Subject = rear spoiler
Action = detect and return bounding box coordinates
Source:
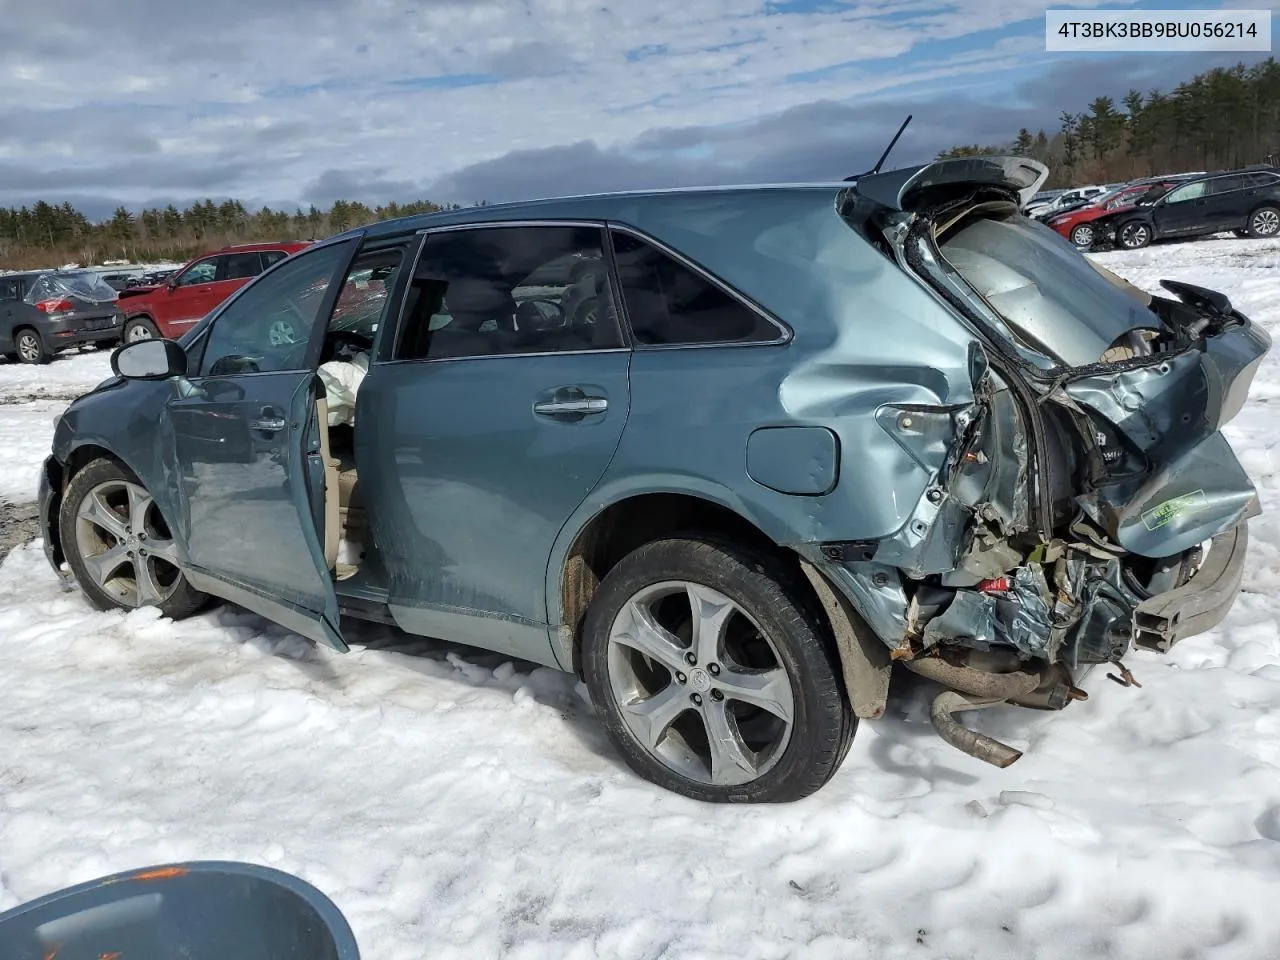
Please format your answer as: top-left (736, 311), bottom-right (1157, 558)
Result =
top-left (850, 156), bottom-right (1049, 211)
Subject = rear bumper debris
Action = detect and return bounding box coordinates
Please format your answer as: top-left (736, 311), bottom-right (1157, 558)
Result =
top-left (1132, 522), bottom-right (1249, 652)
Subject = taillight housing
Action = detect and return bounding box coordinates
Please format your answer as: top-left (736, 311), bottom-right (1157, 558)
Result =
top-left (34, 298), bottom-right (74, 314)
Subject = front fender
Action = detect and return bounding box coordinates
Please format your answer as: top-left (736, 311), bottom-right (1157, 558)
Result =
top-left (54, 379), bottom-right (185, 549)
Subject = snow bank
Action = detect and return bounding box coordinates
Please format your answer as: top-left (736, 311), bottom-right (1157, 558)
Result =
top-left (0, 238), bottom-right (1278, 960)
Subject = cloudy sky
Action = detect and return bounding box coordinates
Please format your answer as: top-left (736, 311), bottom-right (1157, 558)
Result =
top-left (0, 0), bottom-right (1274, 218)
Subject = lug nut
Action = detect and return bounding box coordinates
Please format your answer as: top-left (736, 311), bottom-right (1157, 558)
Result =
top-left (676, 672), bottom-right (687, 684)
top-left (708, 663), bottom-right (720, 676)
top-left (690, 693), bottom-right (703, 706)
top-left (685, 652), bottom-right (697, 666)
top-left (711, 690), bottom-right (724, 702)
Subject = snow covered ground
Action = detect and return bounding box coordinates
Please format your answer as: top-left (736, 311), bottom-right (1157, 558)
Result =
top-left (2, 238), bottom-right (1280, 960)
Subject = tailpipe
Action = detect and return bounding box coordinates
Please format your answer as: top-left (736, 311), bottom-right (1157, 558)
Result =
top-left (929, 691), bottom-right (1023, 768)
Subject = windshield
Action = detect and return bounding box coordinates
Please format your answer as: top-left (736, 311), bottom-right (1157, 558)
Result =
top-left (25, 271), bottom-right (119, 304)
top-left (939, 213), bottom-right (1164, 367)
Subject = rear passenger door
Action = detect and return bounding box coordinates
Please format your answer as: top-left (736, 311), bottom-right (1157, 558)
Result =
top-left (1201, 174), bottom-right (1252, 232)
top-left (360, 223), bottom-right (630, 663)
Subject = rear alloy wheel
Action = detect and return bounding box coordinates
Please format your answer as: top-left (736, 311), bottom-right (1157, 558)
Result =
top-left (581, 536), bottom-right (854, 802)
top-left (1069, 223), bottom-right (1096, 248)
top-left (59, 458), bottom-right (208, 619)
top-left (1246, 206), bottom-right (1280, 238)
top-left (1117, 221), bottom-right (1152, 249)
top-left (14, 328), bottom-right (50, 364)
top-left (123, 317), bottom-right (160, 342)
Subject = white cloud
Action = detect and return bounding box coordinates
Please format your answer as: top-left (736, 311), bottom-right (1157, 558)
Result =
top-left (0, 0), bottom-right (1197, 209)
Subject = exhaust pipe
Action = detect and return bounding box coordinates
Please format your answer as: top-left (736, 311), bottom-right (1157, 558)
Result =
top-left (901, 656), bottom-right (1036, 767)
top-left (929, 691), bottom-right (1023, 768)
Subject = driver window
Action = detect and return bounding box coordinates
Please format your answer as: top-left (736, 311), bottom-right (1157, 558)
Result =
top-left (175, 258), bottom-right (218, 286)
top-left (393, 225), bottom-right (622, 361)
top-left (199, 240), bottom-right (355, 377)
top-left (1166, 182), bottom-right (1207, 204)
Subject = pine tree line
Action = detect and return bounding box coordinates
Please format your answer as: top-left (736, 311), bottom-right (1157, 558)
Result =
top-left (936, 58), bottom-right (1280, 187)
top-left (0, 197), bottom-right (459, 270)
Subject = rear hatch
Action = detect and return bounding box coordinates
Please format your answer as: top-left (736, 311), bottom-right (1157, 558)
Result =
top-left (27, 272), bottom-right (122, 329)
top-left (851, 157), bottom-right (1269, 559)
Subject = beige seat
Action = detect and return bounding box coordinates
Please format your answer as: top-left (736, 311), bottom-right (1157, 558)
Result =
top-left (315, 397), bottom-right (341, 570)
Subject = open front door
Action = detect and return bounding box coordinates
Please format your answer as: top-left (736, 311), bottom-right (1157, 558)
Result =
top-left (166, 238), bottom-right (359, 650)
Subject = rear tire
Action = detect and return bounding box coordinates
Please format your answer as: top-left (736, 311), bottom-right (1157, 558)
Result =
top-left (581, 535), bottom-right (855, 802)
top-left (59, 458), bottom-right (209, 619)
top-left (1245, 206), bottom-right (1280, 238)
top-left (123, 317), bottom-right (160, 342)
top-left (14, 328), bottom-right (50, 364)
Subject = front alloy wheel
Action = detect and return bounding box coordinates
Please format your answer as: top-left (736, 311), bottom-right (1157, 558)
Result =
top-left (1118, 221), bottom-right (1152, 249)
top-left (582, 536), bottom-right (854, 802)
top-left (59, 458), bottom-right (208, 618)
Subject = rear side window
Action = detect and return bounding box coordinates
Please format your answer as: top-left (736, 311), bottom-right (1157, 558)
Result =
top-left (24, 275), bottom-right (60, 303)
top-left (222, 252), bottom-right (263, 280)
top-left (1244, 172), bottom-right (1280, 188)
top-left (609, 231), bottom-right (782, 346)
top-left (0, 278), bottom-right (21, 301)
top-left (1207, 175), bottom-right (1247, 195)
top-left (263, 250), bottom-right (289, 267)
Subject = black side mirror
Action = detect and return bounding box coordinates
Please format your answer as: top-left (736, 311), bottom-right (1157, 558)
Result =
top-left (111, 338), bottom-right (188, 380)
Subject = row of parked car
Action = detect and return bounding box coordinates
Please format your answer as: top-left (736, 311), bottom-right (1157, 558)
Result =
top-left (0, 242), bottom-right (308, 363)
top-left (1023, 164), bottom-right (1280, 250)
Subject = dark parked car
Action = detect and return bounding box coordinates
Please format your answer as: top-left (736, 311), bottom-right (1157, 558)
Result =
top-left (1043, 174), bottom-right (1202, 248)
top-left (0, 270), bottom-right (124, 363)
top-left (1093, 168), bottom-right (1280, 248)
top-left (99, 272), bottom-right (138, 292)
top-left (127, 269), bottom-right (176, 288)
top-left (37, 157), bottom-right (1268, 801)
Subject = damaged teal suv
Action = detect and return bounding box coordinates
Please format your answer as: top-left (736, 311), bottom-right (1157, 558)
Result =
top-left (38, 157), bottom-right (1268, 801)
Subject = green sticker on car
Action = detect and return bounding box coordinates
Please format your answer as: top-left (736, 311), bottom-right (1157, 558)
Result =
top-left (1141, 490), bottom-right (1209, 531)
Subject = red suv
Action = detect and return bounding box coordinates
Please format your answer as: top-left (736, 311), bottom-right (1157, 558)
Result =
top-left (117, 241), bottom-right (310, 341)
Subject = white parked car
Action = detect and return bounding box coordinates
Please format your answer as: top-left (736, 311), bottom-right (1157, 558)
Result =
top-left (1028, 184), bottom-right (1118, 220)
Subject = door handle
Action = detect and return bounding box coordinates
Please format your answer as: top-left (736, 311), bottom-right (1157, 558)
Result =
top-left (533, 397), bottom-right (608, 415)
top-left (250, 417), bottom-right (287, 431)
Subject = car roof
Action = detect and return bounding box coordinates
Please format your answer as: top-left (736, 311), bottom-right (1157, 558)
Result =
top-left (353, 182), bottom-right (854, 242)
top-left (205, 241), bottom-right (310, 255)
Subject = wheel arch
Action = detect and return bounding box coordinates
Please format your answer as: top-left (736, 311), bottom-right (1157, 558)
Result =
top-left (48, 442), bottom-right (165, 568)
top-left (1246, 201), bottom-right (1280, 230)
top-left (550, 489), bottom-right (787, 673)
top-left (548, 486), bottom-right (888, 713)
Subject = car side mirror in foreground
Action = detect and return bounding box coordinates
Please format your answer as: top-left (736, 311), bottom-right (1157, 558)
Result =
top-left (0, 861), bottom-right (361, 960)
top-left (112, 338), bottom-right (188, 380)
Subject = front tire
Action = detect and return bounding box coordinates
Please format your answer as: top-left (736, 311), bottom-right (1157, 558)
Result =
top-left (1117, 220), bottom-right (1153, 249)
top-left (59, 458), bottom-right (209, 619)
top-left (581, 536), bottom-right (854, 802)
top-left (123, 317), bottom-right (160, 342)
top-left (1246, 206), bottom-right (1280, 238)
top-left (14, 328), bottom-right (50, 364)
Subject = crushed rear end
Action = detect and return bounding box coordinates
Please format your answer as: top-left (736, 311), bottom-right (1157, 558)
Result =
top-left (836, 157), bottom-right (1269, 764)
